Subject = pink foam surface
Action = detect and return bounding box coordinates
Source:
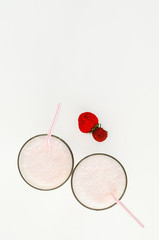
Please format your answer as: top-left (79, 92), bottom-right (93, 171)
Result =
top-left (19, 135), bottom-right (73, 189)
top-left (72, 154), bottom-right (127, 209)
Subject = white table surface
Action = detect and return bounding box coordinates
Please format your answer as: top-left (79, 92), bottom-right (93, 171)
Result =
top-left (0, 1), bottom-right (159, 239)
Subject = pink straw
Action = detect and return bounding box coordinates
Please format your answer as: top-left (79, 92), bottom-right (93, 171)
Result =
top-left (47, 103), bottom-right (61, 149)
top-left (111, 193), bottom-right (144, 228)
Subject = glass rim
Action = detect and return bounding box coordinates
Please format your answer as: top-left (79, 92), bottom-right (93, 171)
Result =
top-left (17, 134), bottom-right (74, 191)
top-left (71, 153), bottom-right (128, 211)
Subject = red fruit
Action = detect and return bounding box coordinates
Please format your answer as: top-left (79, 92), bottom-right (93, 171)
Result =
top-left (78, 112), bottom-right (98, 133)
top-left (92, 127), bottom-right (108, 142)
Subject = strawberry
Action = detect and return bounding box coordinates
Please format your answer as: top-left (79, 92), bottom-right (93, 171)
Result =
top-left (92, 127), bottom-right (108, 142)
top-left (78, 112), bottom-right (98, 133)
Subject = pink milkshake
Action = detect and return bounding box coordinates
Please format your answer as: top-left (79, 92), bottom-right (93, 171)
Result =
top-left (18, 134), bottom-right (74, 190)
top-left (71, 153), bottom-right (127, 210)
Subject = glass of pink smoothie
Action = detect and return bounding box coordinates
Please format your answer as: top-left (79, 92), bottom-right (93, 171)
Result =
top-left (71, 153), bottom-right (127, 210)
top-left (18, 134), bottom-right (74, 190)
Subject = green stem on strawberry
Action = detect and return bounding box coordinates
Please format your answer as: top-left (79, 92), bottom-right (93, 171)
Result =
top-left (91, 124), bottom-right (99, 132)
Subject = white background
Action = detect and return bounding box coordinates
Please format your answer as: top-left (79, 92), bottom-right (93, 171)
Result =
top-left (0, 0), bottom-right (159, 239)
